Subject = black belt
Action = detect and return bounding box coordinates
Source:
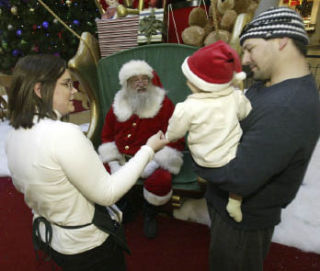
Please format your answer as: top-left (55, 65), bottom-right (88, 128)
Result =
top-left (32, 204), bottom-right (130, 259)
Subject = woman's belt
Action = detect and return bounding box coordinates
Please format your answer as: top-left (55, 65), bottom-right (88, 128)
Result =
top-left (32, 204), bottom-right (130, 258)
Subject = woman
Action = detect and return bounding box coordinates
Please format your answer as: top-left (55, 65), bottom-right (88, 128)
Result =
top-left (5, 54), bottom-right (168, 271)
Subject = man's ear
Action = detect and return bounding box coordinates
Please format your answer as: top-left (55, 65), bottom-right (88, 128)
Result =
top-left (278, 37), bottom-right (289, 50)
top-left (33, 82), bottom-right (42, 98)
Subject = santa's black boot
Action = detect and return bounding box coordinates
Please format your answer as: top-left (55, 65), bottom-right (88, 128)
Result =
top-left (143, 201), bottom-right (158, 239)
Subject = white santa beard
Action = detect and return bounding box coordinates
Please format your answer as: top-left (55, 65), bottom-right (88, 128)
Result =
top-left (126, 84), bottom-right (157, 113)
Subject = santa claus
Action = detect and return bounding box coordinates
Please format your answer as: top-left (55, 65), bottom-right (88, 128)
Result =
top-left (98, 60), bottom-right (184, 238)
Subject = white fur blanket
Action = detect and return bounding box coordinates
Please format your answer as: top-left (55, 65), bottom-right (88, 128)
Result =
top-left (174, 139), bottom-right (320, 254)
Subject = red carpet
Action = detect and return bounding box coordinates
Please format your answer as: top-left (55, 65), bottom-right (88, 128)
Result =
top-left (0, 177), bottom-right (319, 271)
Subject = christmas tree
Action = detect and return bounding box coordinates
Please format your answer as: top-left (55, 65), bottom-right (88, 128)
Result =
top-left (0, 0), bottom-right (100, 74)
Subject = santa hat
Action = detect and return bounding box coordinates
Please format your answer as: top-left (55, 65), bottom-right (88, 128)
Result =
top-left (119, 60), bottom-right (155, 88)
top-left (151, 70), bottom-right (163, 88)
top-left (181, 40), bottom-right (246, 92)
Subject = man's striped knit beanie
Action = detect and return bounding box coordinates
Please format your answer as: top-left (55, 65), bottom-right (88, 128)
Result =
top-left (239, 7), bottom-right (309, 46)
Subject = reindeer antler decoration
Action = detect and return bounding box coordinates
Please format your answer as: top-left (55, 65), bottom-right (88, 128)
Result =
top-left (211, 0), bottom-right (220, 41)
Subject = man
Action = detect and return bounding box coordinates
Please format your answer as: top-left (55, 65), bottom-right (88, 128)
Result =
top-left (98, 60), bottom-right (184, 239)
top-left (194, 7), bottom-right (320, 271)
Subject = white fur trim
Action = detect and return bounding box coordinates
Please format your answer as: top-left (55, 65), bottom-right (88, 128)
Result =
top-left (119, 60), bottom-right (153, 87)
top-left (113, 86), bottom-right (166, 121)
top-left (173, 198), bottom-right (211, 226)
top-left (182, 58), bottom-right (232, 92)
top-left (154, 146), bottom-right (183, 175)
top-left (143, 187), bottom-right (173, 206)
top-left (98, 142), bottom-right (123, 163)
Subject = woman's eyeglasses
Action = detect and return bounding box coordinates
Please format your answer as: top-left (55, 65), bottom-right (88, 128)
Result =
top-left (61, 80), bottom-right (74, 91)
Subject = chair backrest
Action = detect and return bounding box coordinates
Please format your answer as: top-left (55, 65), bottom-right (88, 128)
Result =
top-left (95, 43), bottom-right (197, 148)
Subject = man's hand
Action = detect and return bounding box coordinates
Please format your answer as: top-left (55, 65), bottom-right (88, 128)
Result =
top-left (146, 130), bottom-right (168, 152)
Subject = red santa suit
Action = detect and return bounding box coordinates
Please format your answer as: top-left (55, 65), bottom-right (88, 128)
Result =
top-left (98, 60), bottom-right (184, 206)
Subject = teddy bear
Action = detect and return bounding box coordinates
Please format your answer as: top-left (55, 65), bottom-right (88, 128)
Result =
top-left (181, 0), bottom-right (259, 47)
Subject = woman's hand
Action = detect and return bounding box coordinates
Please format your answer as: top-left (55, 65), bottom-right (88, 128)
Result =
top-left (146, 131), bottom-right (168, 152)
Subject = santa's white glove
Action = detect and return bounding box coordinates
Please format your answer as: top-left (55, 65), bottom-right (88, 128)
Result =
top-left (108, 161), bottom-right (122, 174)
top-left (140, 160), bottom-right (159, 179)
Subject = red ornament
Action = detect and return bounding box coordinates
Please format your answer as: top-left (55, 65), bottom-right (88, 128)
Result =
top-left (32, 45), bottom-right (39, 52)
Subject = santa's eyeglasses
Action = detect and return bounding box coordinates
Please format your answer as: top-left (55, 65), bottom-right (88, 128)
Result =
top-left (128, 75), bottom-right (150, 86)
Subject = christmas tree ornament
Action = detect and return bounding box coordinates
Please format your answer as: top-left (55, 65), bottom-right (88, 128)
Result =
top-left (42, 21), bottom-right (49, 29)
top-left (16, 29), bottom-right (22, 37)
top-left (10, 6), bottom-right (18, 15)
top-left (53, 19), bottom-right (58, 24)
top-left (73, 20), bottom-right (80, 26)
top-left (29, 8), bottom-right (35, 12)
top-left (31, 45), bottom-right (39, 52)
top-left (7, 24), bottom-right (13, 31)
top-left (12, 49), bottom-right (20, 56)
top-left (0, 0), bottom-right (10, 9)
top-left (66, 0), bottom-right (72, 7)
top-left (1, 41), bottom-right (8, 49)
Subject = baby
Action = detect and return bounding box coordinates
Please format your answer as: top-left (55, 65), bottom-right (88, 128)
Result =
top-left (166, 40), bottom-right (252, 222)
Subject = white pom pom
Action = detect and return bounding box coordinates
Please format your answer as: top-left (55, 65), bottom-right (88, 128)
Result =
top-left (234, 71), bottom-right (246, 81)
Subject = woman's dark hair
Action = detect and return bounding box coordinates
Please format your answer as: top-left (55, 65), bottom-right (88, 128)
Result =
top-left (8, 54), bottom-right (66, 129)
